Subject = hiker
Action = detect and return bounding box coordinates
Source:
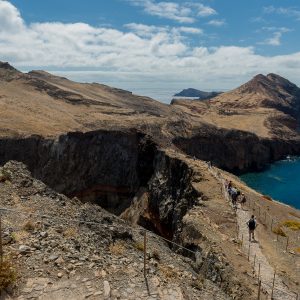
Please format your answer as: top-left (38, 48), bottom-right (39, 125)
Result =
top-left (247, 215), bottom-right (258, 241)
top-left (240, 193), bottom-right (247, 209)
top-left (231, 188), bottom-right (238, 209)
top-left (224, 179), bottom-right (229, 190)
top-left (227, 180), bottom-right (233, 192)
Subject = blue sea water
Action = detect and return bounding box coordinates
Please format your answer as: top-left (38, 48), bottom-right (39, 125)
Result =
top-left (240, 157), bottom-right (300, 209)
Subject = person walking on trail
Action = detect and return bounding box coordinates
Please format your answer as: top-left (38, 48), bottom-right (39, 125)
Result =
top-left (247, 215), bottom-right (258, 242)
top-left (230, 187), bottom-right (238, 208)
top-left (240, 193), bottom-right (247, 210)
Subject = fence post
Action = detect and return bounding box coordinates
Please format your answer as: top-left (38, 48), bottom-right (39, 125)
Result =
top-left (253, 254), bottom-right (256, 270)
top-left (257, 280), bottom-right (261, 300)
top-left (286, 236), bottom-right (289, 251)
top-left (143, 230), bottom-right (147, 278)
top-left (0, 213), bottom-right (3, 265)
top-left (241, 234), bottom-right (244, 248)
top-left (258, 206), bottom-right (261, 216)
top-left (271, 219), bottom-right (274, 231)
top-left (271, 269), bottom-right (276, 299)
top-left (258, 263), bottom-right (261, 280)
top-left (248, 242), bottom-right (251, 261)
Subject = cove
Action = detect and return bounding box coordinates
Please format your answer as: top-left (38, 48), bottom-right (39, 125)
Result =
top-left (240, 157), bottom-right (300, 209)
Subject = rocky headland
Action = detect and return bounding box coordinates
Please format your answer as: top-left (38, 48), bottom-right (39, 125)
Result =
top-left (173, 88), bottom-right (221, 100)
top-left (0, 62), bottom-right (300, 299)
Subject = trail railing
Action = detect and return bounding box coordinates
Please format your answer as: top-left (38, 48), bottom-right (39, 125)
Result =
top-left (207, 166), bottom-right (299, 299)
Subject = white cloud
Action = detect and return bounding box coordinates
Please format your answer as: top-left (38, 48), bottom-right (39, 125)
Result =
top-left (207, 19), bottom-right (226, 27)
top-left (178, 26), bottom-right (203, 34)
top-left (124, 23), bottom-right (203, 37)
top-left (0, 0), bottom-right (24, 32)
top-left (128, 0), bottom-right (216, 23)
top-left (264, 6), bottom-right (300, 21)
top-left (259, 27), bottom-right (291, 46)
top-left (1, 0), bottom-right (300, 92)
top-left (263, 32), bottom-right (282, 46)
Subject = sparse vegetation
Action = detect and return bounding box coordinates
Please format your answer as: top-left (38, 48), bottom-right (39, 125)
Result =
top-left (11, 230), bottom-right (29, 242)
top-left (295, 247), bottom-right (300, 254)
top-left (151, 250), bottom-right (160, 261)
top-left (0, 169), bottom-right (12, 183)
top-left (109, 242), bottom-right (125, 255)
top-left (63, 227), bottom-right (78, 238)
top-left (289, 211), bottom-right (300, 219)
top-left (282, 220), bottom-right (300, 231)
top-left (159, 264), bottom-right (178, 279)
top-left (272, 226), bottom-right (286, 237)
top-left (191, 275), bottom-right (205, 290)
top-left (133, 241), bottom-right (144, 252)
top-left (22, 220), bottom-right (35, 232)
top-left (0, 258), bottom-right (17, 292)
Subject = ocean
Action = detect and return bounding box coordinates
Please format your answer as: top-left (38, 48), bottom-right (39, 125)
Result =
top-left (240, 157), bottom-right (300, 209)
top-left (52, 70), bottom-right (206, 103)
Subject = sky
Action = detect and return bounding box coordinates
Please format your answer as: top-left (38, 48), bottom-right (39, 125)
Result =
top-left (1, 0), bottom-right (300, 102)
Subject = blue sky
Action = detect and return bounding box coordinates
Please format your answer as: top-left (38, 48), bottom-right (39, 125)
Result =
top-left (1, 0), bottom-right (300, 101)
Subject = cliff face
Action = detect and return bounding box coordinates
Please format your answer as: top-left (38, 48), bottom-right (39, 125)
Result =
top-left (0, 130), bottom-right (157, 215)
top-left (1, 62), bottom-right (300, 174)
top-left (134, 152), bottom-right (200, 239)
top-left (173, 125), bottom-right (300, 172)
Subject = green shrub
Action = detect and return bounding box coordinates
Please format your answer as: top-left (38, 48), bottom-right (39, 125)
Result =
top-left (0, 259), bottom-right (17, 292)
top-left (22, 220), bottom-right (35, 232)
top-left (133, 242), bottom-right (144, 252)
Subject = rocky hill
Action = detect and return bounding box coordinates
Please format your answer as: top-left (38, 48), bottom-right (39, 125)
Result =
top-left (0, 62), bottom-right (300, 299)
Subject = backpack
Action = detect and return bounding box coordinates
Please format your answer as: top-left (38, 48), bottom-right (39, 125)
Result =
top-left (248, 219), bottom-right (256, 230)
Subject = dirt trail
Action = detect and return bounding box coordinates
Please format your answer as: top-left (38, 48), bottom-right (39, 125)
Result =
top-left (237, 209), bottom-right (295, 300)
top-left (208, 167), bottom-right (297, 300)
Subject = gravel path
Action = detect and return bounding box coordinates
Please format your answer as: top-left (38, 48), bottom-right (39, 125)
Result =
top-left (208, 166), bottom-right (297, 300)
top-left (236, 208), bottom-right (295, 300)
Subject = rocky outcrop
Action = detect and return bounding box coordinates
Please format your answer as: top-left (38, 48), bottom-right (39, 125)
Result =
top-left (173, 88), bottom-right (221, 99)
top-left (134, 152), bottom-right (201, 239)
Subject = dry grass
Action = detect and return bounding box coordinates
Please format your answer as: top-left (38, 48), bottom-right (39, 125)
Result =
top-left (11, 230), bottom-right (29, 242)
top-left (109, 242), bottom-right (126, 256)
top-left (0, 169), bottom-right (11, 182)
top-left (282, 220), bottom-right (300, 231)
top-left (295, 247), bottom-right (300, 254)
top-left (151, 250), bottom-right (160, 261)
top-left (289, 211), bottom-right (300, 219)
top-left (63, 227), bottom-right (78, 238)
top-left (191, 276), bottom-right (205, 290)
top-left (133, 242), bottom-right (144, 252)
top-left (22, 220), bottom-right (35, 232)
top-left (272, 226), bottom-right (287, 237)
top-left (159, 265), bottom-right (178, 279)
top-left (0, 258), bottom-right (17, 292)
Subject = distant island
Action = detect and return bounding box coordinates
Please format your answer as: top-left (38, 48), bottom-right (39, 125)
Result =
top-left (174, 88), bottom-right (221, 100)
